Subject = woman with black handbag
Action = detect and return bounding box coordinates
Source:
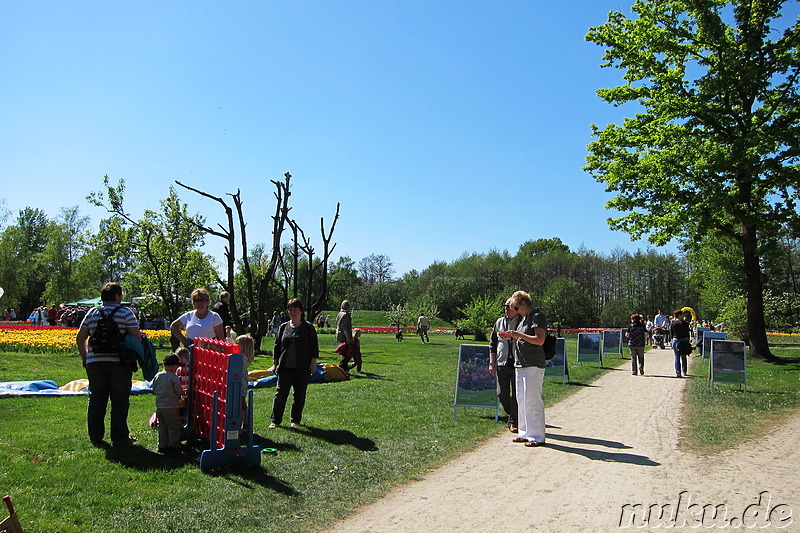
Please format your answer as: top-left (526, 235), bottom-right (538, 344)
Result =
top-left (669, 309), bottom-right (692, 378)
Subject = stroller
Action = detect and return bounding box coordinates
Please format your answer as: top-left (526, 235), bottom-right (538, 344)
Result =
top-left (652, 326), bottom-right (667, 349)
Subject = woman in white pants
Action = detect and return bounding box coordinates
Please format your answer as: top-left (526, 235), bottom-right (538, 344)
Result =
top-left (500, 291), bottom-right (547, 447)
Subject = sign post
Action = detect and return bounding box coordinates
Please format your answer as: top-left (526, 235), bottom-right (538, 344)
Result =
top-left (544, 337), bottom-right (568, 384)
top-left (603, 329), bottom-right (623, 358)
top-left (710, 340), bottom-right (746, 392)
top-left (454, 344), bottom-right (499, 421)
top-left (701, 331), bottom-right (727, 359)
top-left (578, 332), bottom-right (602, 367)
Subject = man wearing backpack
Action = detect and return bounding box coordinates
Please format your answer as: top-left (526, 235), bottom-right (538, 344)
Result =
top-left (76, 282), bottom-right (142, 447)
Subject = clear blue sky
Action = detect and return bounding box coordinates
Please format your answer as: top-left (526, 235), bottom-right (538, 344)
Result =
top-left (1, 0), bottom-right (672, 277)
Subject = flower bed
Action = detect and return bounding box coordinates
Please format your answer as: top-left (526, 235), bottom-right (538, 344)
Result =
top-left (0, 326), bottom-right (172, 353)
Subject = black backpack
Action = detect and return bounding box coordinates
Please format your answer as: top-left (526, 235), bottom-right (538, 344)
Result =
top-left (543, 332), bottom-right (557, 360)
top-left (89, 307), bottom-right (124, 354)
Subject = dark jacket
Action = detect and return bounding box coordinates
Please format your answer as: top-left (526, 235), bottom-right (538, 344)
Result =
top-left (274, 320), bottom-right (319, 376)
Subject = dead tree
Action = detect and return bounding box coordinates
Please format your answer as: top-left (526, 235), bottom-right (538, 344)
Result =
top-left (174, 181), bottom-right (242, 334)
top-left (176, 173), bottom-right (292, 350)
top-left (288, 202), bottom-right (341, 320)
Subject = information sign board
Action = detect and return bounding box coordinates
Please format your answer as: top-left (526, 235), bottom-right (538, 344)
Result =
top-left (577, 332), bottom-right (602, 367)
top-left (710, 340), bottom-right (746, 391)
top-left (602, 329), bottom-right (622, 356)
top-left (453, 344), bottom-right (499, 420)
top-left (544, 337), bottom-right (568, 384)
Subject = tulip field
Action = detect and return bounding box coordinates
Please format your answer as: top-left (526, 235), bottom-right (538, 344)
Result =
top-left (0, 324), bottom-right (173, 353)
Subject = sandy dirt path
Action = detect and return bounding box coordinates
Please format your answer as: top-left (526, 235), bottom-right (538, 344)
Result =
top-left (326, 347), bottom-right (799, 532)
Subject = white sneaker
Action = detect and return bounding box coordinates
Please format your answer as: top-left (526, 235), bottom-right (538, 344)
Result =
top-left (290, 422), bottom-right (297, 428)
top-left (268, 423), bottom-right (278, 429)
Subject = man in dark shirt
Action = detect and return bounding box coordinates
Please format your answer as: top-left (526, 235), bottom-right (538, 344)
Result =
top-left (626, 314), bottom-right (648, 375)
top-left (669, 309), bottom-right (692, 378)
top-left (213, 292), bottom-right (233, 331)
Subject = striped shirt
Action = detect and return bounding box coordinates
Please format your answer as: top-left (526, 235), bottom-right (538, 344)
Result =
top-left (80, 303), bottom-right (139, 364)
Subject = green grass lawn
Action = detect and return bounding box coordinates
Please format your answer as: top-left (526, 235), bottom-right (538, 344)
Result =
top-left (0, 333), bottom-right (609, 533)
top-left (683, 341), bottom-right (800, 454)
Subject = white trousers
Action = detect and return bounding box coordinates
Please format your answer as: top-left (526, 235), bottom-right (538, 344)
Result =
top-left (515, 366), bottom-right (545, 443)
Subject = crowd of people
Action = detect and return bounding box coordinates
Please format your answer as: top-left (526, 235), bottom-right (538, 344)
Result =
top-left (45, 280), bottom-right (728, 453)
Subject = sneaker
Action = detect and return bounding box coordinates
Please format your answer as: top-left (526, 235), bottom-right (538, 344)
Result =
top-left (290, 422), bottom-right (298, 428)
top-left (268, 423), bottom-right (278, 429)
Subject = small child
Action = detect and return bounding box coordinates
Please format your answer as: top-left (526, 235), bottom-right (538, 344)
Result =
top-left (174, 346), bottom-right (191, 397)
top-left (151, 353), bottom-right (184, 453)
top-left (236, 334), bottom-right (255, 431)
top-left (335, 328), bottom-right (364, 372)
top-left (350, 328), bottom-right (363, 372)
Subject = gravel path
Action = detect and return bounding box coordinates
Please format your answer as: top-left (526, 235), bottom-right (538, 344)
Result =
top-left (326, 347), bottom-right (800, 531)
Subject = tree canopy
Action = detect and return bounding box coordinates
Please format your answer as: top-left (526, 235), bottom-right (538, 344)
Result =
top-left (585, 0), bottom-right (800, 358)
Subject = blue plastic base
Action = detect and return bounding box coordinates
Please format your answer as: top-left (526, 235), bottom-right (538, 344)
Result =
top-left (199, 445), bottom-right (261, 472)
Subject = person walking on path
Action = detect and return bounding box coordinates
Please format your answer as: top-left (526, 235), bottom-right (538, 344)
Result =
top-left (75, 282), bottom-right (142, 446)
top-left (489, 298), bottom-right (521, 432)
top-left (626, 314), bottom-right (649, 375)
top-left (670, 309), bottom-right (692, 378)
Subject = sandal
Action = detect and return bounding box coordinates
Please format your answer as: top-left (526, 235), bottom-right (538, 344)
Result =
top-left (512, 437), bottom-right (528, 443)
top-left (524, 441), bottom-right (545, 447)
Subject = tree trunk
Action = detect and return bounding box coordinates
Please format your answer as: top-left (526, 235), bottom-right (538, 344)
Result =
top-left (741, 223), bottom-right (776, 360)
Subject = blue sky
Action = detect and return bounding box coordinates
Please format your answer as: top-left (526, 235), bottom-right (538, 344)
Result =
top-left (2, 0), bottom-right (672, 276)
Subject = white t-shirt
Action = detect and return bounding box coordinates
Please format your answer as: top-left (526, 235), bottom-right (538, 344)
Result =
top-left (178, 310), bottom-right (223, 341)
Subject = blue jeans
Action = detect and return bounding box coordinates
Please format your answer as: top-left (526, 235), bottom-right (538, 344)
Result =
top-left (86, 361), bottom-right (133, 442)
top-left (672, 338), bottom-right (688, 376)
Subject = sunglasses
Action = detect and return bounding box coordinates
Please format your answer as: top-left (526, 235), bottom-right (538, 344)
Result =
top-left (193, 298), bottom-right (209, 303)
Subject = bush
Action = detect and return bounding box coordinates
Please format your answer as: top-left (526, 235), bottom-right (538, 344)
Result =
top-left (457, 295), bottom-right (500, 342)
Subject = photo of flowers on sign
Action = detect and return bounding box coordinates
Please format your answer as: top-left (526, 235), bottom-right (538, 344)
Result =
top-left (454, 344), bottom-right (497, 408)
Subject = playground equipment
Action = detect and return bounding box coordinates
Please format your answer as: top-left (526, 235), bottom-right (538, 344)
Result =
top-left (186, 338), bottom-right (260, 472)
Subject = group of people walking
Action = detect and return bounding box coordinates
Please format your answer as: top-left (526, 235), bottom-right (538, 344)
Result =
top-left (627, 309), bottom-right (698, 378)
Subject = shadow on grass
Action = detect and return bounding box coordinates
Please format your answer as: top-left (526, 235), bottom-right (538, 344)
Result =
top-left (213, 465), bottom-right (299, 495)
top-left (293, 425), bottom-right (378, 451)
top-left (252, 433), bottom-right (301, 453)
top-left (103, 443), bottom-right (196, 470)
top-left (349, 371), bottom-right (392, 381)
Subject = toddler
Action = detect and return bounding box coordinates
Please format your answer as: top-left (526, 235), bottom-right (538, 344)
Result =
top-left (236, 334), bottom-right (255, 431)
top-left (151, 353), bottom-right (184, 453)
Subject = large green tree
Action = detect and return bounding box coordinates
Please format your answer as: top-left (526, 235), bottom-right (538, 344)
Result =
top-left (585, 0), bottom-right (800, 359)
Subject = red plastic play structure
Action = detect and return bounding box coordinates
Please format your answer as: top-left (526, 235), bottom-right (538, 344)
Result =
top-left (186, 338), bottom-right (260, 472)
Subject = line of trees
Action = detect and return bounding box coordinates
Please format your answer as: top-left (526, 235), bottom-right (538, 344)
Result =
top-left (3, 195), bottom-right (800, 342)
